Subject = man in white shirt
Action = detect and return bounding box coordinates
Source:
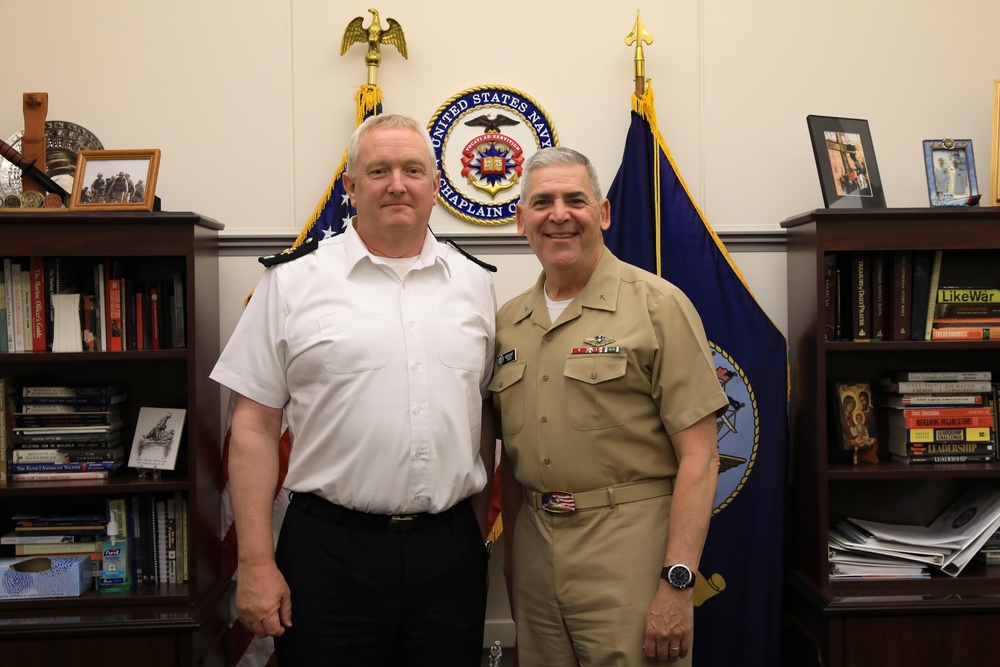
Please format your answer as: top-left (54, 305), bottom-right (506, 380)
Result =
top-left (211, 114), bottom-right (497, 666)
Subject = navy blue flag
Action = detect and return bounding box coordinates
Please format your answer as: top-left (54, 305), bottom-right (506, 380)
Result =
top-left (604, 83), bottom-right (788, 667)
top-left (292, 85), bottom-right (383, 246)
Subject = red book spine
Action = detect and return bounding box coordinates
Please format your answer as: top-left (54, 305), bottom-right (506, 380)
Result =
top-left (108, 279), bottom-right (122, 352)
top-left (29, 256), bottom-right (46, 352)
top-left (134, 293), bottom-right (144, 350)
top-left (896, 406), bottom-right (993, 418)
top-left (931, 327), bottom-right (1000, 340)
top-left (150, 288), bottom-right (160, 350)
top-left (894, 415), bottom-right (995, 428)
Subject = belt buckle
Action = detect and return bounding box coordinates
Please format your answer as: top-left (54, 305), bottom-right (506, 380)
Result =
top-left (541, 491), bottom-right (576, 514)
top-left (389, 515), bottom-right (415, 532)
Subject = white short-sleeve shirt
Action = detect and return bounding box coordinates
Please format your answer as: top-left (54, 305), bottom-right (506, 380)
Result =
top-left (211, 222), bottom-right (497, 514)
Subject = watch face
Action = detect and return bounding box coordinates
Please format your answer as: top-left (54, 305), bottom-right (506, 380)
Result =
top-left (668, 565), bottom-right (693, 588)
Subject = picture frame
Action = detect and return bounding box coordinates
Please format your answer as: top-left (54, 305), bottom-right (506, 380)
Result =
top-left (127, 406), bottom-right (186, 471)
top-left (991, 79), bottom-right (1000, 207)
top-left (807, 115), bottom-right (886, 208)
top-left (922, 138), bottom-right (979, 206)
top-left (833, 381), bottom-right (879, 465)
top-left (69, 149), bottom-right (160, 212)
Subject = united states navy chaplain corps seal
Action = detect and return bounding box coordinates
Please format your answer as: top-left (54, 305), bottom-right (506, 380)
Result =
top-left (212, 113), bottom-right (498, 666)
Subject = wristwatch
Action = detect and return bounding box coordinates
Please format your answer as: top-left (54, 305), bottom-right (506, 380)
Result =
top-left (661, 564), bottom-right (696, 589)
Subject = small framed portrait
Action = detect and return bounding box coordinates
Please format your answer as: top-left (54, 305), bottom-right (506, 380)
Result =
top-left (834, 381), bottom-right (879, 465)
top-left (807, 115), bottom-right (886, 209)
top-left (128, 406), bottom-right (186, 471)
top-left (991, 79), bottom-right (1000, 207)
top-left (923, 139), bottom-right (979, 206)
top-left (69, 148), bottom-right (160, 212)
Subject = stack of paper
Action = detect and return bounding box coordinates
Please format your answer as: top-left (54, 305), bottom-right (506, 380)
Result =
top-left (836, 483), bottom-right (1000, 578)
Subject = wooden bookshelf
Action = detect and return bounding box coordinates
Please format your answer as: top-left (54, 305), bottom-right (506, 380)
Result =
top-left (781, 207), bottom-right (1000, 667)
top-left (0, 211), bottom-right (228, 667)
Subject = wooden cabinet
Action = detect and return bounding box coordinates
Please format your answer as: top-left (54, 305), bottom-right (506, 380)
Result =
top-left (782, 207), bottom-right (1000, 667)
top-left (0, 211), bottom-right (228, 667)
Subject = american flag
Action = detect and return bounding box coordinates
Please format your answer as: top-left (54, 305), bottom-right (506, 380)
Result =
top-left (220, 84), bottom-right (382, 667)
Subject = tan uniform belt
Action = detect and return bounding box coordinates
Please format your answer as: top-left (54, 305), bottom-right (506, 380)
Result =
top-left (527, 478), bottom-right (675, 514)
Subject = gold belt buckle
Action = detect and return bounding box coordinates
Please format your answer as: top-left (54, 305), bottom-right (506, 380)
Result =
top-left (540, 491), bottom-right (576, 513)
top-left (389, 515), bottom-right (415, 532)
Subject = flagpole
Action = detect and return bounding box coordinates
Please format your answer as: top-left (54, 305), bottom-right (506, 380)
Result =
top-left (625, 11), bottom-right (653, 98)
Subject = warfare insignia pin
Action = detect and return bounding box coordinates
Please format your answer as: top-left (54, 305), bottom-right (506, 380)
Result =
top-left (583, 334), bottom-right (616, 346)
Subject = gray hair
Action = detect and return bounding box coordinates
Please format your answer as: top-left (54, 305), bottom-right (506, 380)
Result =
top-left (346, 113), bottom-right (437, 177)
top-left (520, 146), bottom-right (603, 202)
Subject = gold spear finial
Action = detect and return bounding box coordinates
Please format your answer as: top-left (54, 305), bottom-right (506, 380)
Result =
top-left (341, 8), bottom-right (408, 86)
top-left (625, 10), bottom-right (654, 97)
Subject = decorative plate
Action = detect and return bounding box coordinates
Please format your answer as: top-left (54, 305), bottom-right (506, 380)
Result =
top-left (0, 120), bottom-right (103, 197)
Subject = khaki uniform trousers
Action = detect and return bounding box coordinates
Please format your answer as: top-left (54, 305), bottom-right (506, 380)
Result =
top-left (512, 493), bottom-right (692, 666)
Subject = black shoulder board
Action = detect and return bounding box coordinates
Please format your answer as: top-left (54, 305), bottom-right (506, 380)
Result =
top-left (258, 237), bottom-right (319, 267)
top-left (444, 239), bottom-right (497, 273)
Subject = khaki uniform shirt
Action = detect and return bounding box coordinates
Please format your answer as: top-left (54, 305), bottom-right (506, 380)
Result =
top-left (491, 249), bottom-right (727, 494)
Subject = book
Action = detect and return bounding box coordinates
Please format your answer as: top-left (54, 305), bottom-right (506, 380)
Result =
top-left (172, 272), bottom-right (185, 348)
top-left (0, 263), bottom-right (7, 353)
top-left (824, 254), bottom-right (836, 340)
top-left (923, 250), bottom-right (944, 340)
top-left (13, 424), bottom-right (123, 435)
top-left (931, 327), bottom-right (1000, 340)
top-left (11, 446), bottom-right (126, 464)
top-left (887, 426), bottom-right (993, 444)
top-left (935, 301), bottom-right (1000, 319)
top-left (891, 453), bottom-right (996, 465)
top-left (9, 469), bottom-right (114, 481)
top-left (13, 434), bottom-right (123, 448)
top-left (19, 268), bottom-right (29, 351)
top-left (18, 400), bottom-right (124, 413)
top-left (889, 249), bottom-right (913, 341)
top-left (887, 439), bottom-right (995, 456)
top-left (2, 258), bottom-right (15, 351)
top-left (890, 371), bottom-right (991, 382)
top-left (51, 292), bottom-right (83, 352)
top-left (871, 251), bottom-right (887, 340)
top-left (79, 293), bottom-right (97, 351)
top-left (886, 393), bottom-right (985, 407)
top-left (107, 277), bottom-right (123, 351)
top-left (10, 261), bottom-right (25, 352)
top-left (937, 287), bottom-right (1000, 303)
top-left (17, 393), bottom-right (127, 407)
top-left (22, 384), bottom-right (125, 398)
top-left (910, 250), bottom-right (933, 341)
top-left (1, 530), bottom-right (101, 545)
top-left (880, 379), bottom-right (993, 394)
top-left (888, 412), bottom-right (994, 428)
top-left (0, 377), bottom-right (19, 483)
top-left (15, 541), bottom-right (102, 555)
top-left (93, 262), bottom-right (106, 352)
top-left (11, 459), bottom-right (123, 474)
top-left (29, 256), bottom-right (46, 352)
top-left (849, 251), bottom-right (871, 341)
top-left (14, 411), bottom-right (122, 427)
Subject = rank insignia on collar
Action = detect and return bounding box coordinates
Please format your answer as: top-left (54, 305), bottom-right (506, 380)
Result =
top-left (583, 334), bottom-right (616, 346)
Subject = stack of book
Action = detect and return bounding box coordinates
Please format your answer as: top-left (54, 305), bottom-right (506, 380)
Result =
top-left (931, 285), bottom-right (1000, 340)
top-left (1, 511), bottom-right (107, 574)
top-left (831, 483), bottom-right (1000, 578)
top-left (881, 372), bottom-right (996, 464)
top-left (10, 384), bottom-right (126, 481)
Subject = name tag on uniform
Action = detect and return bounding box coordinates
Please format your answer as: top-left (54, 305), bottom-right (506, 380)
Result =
top-left (497, 349), bottom-right (517, 366)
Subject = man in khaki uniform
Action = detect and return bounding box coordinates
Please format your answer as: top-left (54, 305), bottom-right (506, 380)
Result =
top-left (493, 147), bottom-right (727, 666)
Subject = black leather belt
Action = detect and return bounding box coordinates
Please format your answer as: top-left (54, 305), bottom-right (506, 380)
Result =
top-left (289, 491), bottom-right (463, 532)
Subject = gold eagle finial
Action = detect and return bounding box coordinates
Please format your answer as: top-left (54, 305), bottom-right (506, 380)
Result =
top-left (625, 11), bottom-right (654, 97)
top-left (341, 8), bottom-right (408, 85)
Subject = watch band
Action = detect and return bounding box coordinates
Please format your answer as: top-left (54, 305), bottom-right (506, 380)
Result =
top-left (661, 564), bottom-right (696, 589)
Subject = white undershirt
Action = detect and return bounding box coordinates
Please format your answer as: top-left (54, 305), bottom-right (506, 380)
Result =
top-left (544, 284), bottom-right (574, 323)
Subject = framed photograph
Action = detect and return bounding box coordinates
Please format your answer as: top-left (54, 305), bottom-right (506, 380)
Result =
top-left (69, 148), bottom-right (160, 212)
top-left (833, 381), bottom-right (879, 465)
top-left (991, 79), bottom-right (1000, 207)
top-left (127, 406), bottom-right (186, 471)
top-left (923, 139), bottom-right (979, 206)
top-left (807, 115), bottom-right (886, 208)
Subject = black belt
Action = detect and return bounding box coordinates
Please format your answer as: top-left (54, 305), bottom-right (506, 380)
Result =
top-left (289, 491), bottom-right (464, 533)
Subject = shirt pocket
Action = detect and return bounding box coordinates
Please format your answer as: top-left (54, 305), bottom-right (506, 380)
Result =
top-left (434, 304), bottom-right (489, 372)
top-left (489, 360), bottom-right (526, 435)
top-left (563, 354), bottom-right (629, 430)
top-left (318, 309), bottom-right (389, 373)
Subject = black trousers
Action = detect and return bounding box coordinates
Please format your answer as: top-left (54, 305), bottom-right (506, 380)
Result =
top-left (273, 494), bottom-right (488, 667)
